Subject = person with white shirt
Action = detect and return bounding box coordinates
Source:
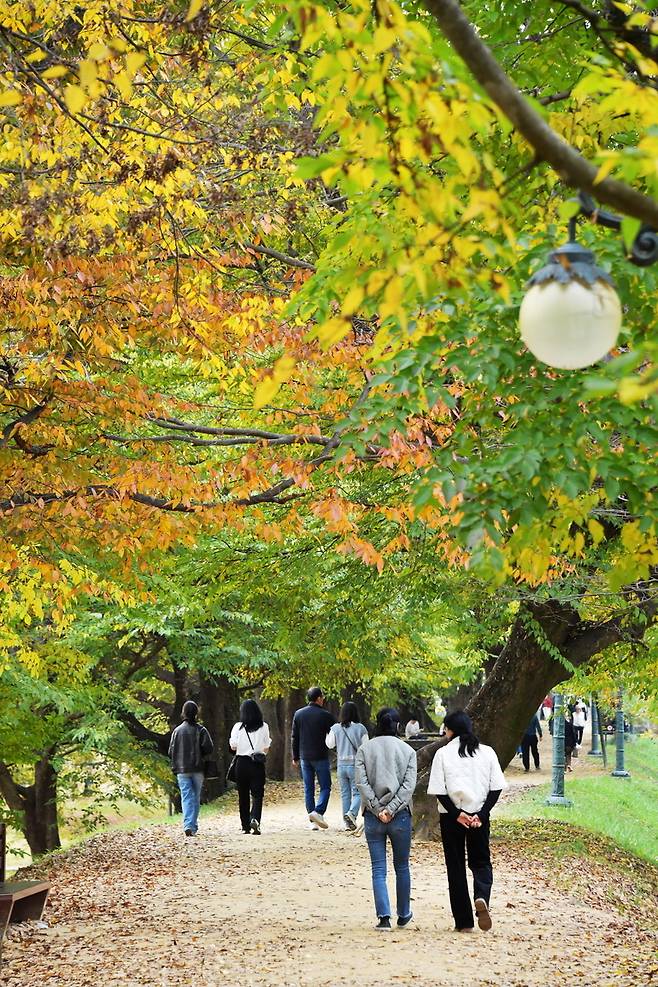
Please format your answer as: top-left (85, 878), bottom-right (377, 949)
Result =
top-left (572, 703), bottom-right (587, 746)
top-left (427, 710), bottom-right (507, 933)
top-left (229, 699), bottom-right (271, 835)
top-left (405, 718), bottom-right (421, 740)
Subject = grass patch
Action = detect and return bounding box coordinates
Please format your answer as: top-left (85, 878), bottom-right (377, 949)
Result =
top-left (499, 735), bottom-right (658, 865)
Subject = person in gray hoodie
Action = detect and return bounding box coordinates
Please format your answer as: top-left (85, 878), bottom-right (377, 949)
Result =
top-left (355, 707), bottom-right (417, 931)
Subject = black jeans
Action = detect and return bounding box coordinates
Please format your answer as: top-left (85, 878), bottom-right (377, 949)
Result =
top-left (439, 814), bottom-right (493, 930)
top-left (235, 755), bottom-right (265, 831)
top-left (573, 725), bottom-right (584, 745)
top-left (521, 734), bottom-right (540, 770)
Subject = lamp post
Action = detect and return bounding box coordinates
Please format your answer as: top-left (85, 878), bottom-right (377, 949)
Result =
top-left (545, 692), bottom-right (572, 807)
top-left (588, 694), bottom-right (603, 757)
top-left (611, 686), bottom-right (631, 779)
top-left (519, 192), bottom-right (658, 369)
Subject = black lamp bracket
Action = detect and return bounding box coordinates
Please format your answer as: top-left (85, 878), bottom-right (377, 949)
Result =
top-left (569, 191), bottom-right (658, 267)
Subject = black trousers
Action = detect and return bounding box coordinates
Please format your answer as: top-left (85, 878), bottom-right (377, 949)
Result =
top-left (521, 734), bottom-right (540, 770)
top-left (235, 755), bottom-right (265, 831)
top-left (573, 725), bottom-right (584, 745)
top-left (439, 814), bottom-right (493, 930)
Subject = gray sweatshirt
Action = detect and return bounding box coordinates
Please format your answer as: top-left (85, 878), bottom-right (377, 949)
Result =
top-left (355, 736), bottom-right (417, 818)
top-left (326, 722), bottom-right (368, 763)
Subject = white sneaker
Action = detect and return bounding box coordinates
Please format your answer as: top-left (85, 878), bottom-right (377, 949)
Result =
top-left (308, 811), bottom-right (328, 829)
top-left (306, 821), bottom-right (320, 831)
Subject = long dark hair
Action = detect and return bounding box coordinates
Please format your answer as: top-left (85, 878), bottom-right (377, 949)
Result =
top-left (182, 700), bottom-right (198, 723)
top-left (340, 701), bottom-right (360, 727)
top-left (375, 707), bottom-right (400, 737)
top-left (444, 710), bottom-right (479, 758)
top-left (240, 698), bottom-right (264, 732)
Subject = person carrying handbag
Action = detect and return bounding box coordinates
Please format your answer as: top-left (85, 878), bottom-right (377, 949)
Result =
top-left (326, 702), bottom-right (368, 830)
top-left (168, 701), bottom-right (214, 837)
top-left (229, 699), bottom-right (271, 835)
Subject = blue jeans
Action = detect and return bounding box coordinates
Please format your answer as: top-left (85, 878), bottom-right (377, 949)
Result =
top-left (364, 809), bottom-right (412, 919)
top-left (337, 763), bottom-right (360, 818)
top-left (177, 772), bottom-right (203, 833)
top-left (300, 759), bottom-right (331, 815)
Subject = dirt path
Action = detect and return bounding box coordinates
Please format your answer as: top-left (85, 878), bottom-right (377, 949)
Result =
top-left (3, 768), bottom-right (656, 987)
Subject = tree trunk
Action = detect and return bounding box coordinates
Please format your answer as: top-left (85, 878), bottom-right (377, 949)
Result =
top-left (23, 757), bottom-right (61, 856)
top-left (258, 695), bottom-right (286, 780)
top-left (0, 756), bottom-right (62, 857)
top-left (283, 688), bottom-right (307, 780)
top-left (199, 673), bottom-right (240, 798)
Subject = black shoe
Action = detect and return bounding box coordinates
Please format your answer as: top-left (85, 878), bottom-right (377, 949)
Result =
top-left (375, 917), bottom-right (392, 931)
top-left (250, 817), bottom-right (261, 835)
top-left (241, 828), bottom-right (251, 834)
top-left (397, 913), bottom-right (413, 928)
top-left (184, 829), bottom-right (193, 837)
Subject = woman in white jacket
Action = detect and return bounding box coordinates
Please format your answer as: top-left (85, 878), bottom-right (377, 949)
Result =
top-left (428, 710), bottom-right (506, 933)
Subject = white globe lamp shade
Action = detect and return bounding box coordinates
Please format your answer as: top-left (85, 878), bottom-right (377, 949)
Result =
top-left (519, 242), bottom-right (622, 370)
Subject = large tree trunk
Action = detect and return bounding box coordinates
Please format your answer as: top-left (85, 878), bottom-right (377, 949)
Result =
top-left (0, 755), bottom-right (61, 857)
top-left (256, 696), bottom-right (286, 781)
top-left (199, 673), bottom-right (240, 797)
top-left (283, 688), bottom-right (307, 780)
top-left (23, 758), bottom-right (61, 856)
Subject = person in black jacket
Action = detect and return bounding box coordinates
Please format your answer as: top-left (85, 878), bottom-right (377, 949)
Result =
top-left (291, 687), bottom-right (336, 829)
top-left (520, 714), bottom-right (543, 772)
top-left (168, 701), bottom-right (213, 836)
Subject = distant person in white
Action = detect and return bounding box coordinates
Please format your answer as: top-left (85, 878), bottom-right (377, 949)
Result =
top-left (572, 703), bottom-right (587, 746)
top-left (405, 718), bottom-right (421, 740)
top-left (427, 710), bottom-right (507, 933)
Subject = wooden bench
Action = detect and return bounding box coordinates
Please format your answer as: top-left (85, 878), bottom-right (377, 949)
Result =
top-left (0, 824), bottom-right (50, 952)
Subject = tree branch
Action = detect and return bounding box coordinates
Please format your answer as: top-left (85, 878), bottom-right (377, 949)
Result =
top-left (422, 0), bottom-right (658, 226)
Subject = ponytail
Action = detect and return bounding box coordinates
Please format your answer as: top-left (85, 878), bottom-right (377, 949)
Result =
top-left (443, 710), bottom-right (479, 758)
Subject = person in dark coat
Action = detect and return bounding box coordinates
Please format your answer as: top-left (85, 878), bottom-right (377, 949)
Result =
top-left (520, 714), bottom-right (543, 772)
top-left (291, 686), bottom-right (336, 829)
top-left (168, 700), bottom-right (213, 836)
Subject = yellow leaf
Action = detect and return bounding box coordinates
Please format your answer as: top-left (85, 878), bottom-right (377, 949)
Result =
top-left (341, 283), bottom-right (364, 316)
top-left (0, 90), bottom-right (21, 107)
top-left (79, 59), bottom-right (98, 89)
top-left (126, 52), bottom-right (147, 77)
top-left (186, 0), bottom-right (204, 21)
top-left (115, 71), bottom-right (132, 100)
top-left (316, 316), bottom-right (350, 348)
top-left (42, 65), bottom-right (69, 80)
top-left (64, 84), bottom-right (87, 114)
top-left (253, 355), bottom-right (295, 410)
top-left (88, 42), bottom-right (110, 60)
top-left (588, 519), bottom-right (604, 545)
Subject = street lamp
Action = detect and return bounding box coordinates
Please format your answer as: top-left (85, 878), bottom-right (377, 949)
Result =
top-left (545, 692), bottom-right (572, 807)
top-left (519, 193), bottom-right (658, 369)
top-left (588, 694), bottom-right (603, 758)
top-left (611, 686), bottom-right (631, 779)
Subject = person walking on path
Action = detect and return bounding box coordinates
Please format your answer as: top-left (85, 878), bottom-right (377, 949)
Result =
top-left (572, 704), bottom-right (587, 746)
top-left (326, 701), bottom-right (368, 830)
top-left (291, 686), bottom-right (336, 829)
top-left (355, 707), bottom-right (417, 931)
top-left (229, 699), bottom-right (271, 835)
top-left (168, 700), bottom-right (214, 837)
top-left (427, 710), bottom-right (507, 933)
top-left (520, 713), bottom-right (543, 772)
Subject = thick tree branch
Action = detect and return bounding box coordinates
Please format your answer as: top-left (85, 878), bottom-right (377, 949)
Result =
top-left (422, 0), bottom-right (658, 226)
top-left (243, 242), bottom-right (316, 271)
